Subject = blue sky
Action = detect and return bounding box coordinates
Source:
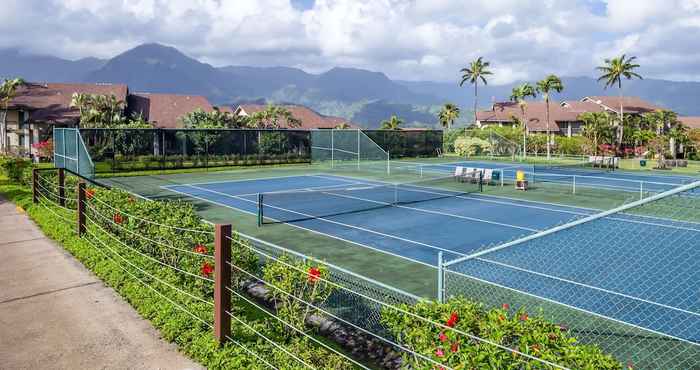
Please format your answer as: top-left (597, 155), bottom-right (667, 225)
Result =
top-left (1, 0), bottom-right (699, 83)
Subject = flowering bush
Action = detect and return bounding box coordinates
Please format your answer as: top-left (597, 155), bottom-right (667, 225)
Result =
top-left (31, 139), bottom-right (53, 159)
top-left (0, 155), bottom-right (32, 183)
top-left (454, 136), bottom-right (492, 157)
top-left (381, 297), bottom-right (622, 369)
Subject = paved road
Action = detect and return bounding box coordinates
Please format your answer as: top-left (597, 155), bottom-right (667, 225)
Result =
top-left (0, 196), bottom-right (202, 370)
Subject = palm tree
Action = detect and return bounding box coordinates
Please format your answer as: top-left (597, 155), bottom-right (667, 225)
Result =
top-left (70, 92), bottom-right (92, 126)
top-left (1, 78), bottom-right (26, 154)
top-left (596, 54), bottom-right (642, 149)
top-left (459, 57), bottom-right (492, 125)
top-left (536, 75), bottom-right (564, 159)
top-left (380, 115), bottom-right (403, 130)
top-left (438, 103), bottom-right (460, 129)
top-left (509, 83), bottom-right (537, 156)
top-left (580, 112), bottom-right (613, 155)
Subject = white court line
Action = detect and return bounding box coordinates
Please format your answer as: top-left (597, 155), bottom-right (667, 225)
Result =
top-left (476, 257), bottom-right (699, 317)
top-left (179, 183), bottom-right (469, 258)
top-left (172, 173), bottom-right (323, 187)
top-left (159, 185), bottom-right (438, 269)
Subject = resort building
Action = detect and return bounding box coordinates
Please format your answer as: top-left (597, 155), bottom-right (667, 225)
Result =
top-left (127, 93), bottom-right (215, 129)
top-left (476, 96), bottom-right (665, 137)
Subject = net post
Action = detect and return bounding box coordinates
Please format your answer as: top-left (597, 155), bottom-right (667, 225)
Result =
top-left (500, 169), bottom-right (504, 187)
top-left (214, 223), bottom-right (232, 346)
top-left (437, 251), bottom-right (444, 303)
top-left (640, 182), bottom-right (643, 200)
top-left (75, 129), bottom-right (80, 175)
top-left (572, 175), bottom-right (576, 195)
top-left (77, 181), bottom-right (86, 236)
top-left (330, 130), bottom-right (334, 168)
top-left (479, 171), bottom-right (484, 192)
top-left (58, 168), bottom-right (66, 207)
top-left (357, 129), bottom-right (360, 170)
top-left (32, 168), bottom-right (39, 204)
top-left (257, 193), bottom-right (263, 227)
top-left (387, 150), bottom-right (390, 175)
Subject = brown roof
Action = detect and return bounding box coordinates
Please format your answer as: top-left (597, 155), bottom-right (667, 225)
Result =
top-left (234, 104), bottom-right (356, 129)
top-left (215, 105), bottom-right (234, 114)
top-left (10, 82), bottom-right (128, 124)
top-left (679, 117), bottom-right (700, 129)
top-left (581, 96), bottom-right (663, 114)
top-left (128, 93), bottom-right (213, 128)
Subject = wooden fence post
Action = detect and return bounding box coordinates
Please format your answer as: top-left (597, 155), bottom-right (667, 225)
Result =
top-left (32, 169), bottom-right (38, 204)
top-left (77, 181), bottom-right (86, 236)
top-left (214, 224), bottom-right (232, 345)
top-left (58, 168), bottom-right (65, 207)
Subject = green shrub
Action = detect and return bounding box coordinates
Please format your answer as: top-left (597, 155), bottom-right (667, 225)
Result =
top-left (381, 297), bottom-right (622, 369)
top-left (554, 136), bottom-right (589, 156)
top-left (454, 136), bottom-right (491, 156)
top-left (0, 156), bottom-right (32, 183)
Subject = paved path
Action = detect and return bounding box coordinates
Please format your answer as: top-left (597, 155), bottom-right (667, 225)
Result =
top-left (0, 196), bottom-right (203, 370)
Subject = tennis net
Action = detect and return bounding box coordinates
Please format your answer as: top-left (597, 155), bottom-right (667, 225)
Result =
top-left (534, 156), bottom-right (617, 176)
top-left (258, 171), bottom-right (483, 225)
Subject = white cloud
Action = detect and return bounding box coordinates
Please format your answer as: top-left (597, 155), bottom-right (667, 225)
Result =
top-left (0, 0), bottom-right (699, 83)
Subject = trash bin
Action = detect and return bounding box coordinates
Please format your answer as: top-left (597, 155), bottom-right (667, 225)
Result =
top-left (640, 159), bottom-right (647, 167)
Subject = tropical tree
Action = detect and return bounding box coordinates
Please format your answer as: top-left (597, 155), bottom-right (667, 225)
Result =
top-left (596, 54), bottom-right (643, 148)
top-left (247, 104), bottom-right (301, 129)
top-left (380, 115), bottom-right (403, 130)
top-left (438, 103), bottom-right (460, 129)
top-left (70, 93), bottom-right (127, 128)
top-left (536, 75), bottom-right (564, 159)
top-left (580, 112), bottom-right (614, 155)
top-left (0, 78), bottom-right (26, 154)
top-left (459, 57), bottom-right (492, 124)
top-left (335, 122), bottom-right (351, 129)
top-left (509, 83), bottom-right (537, 155)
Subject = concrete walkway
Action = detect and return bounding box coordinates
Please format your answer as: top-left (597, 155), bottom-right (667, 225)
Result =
top-left (0, 196), bottom-right (203, 370)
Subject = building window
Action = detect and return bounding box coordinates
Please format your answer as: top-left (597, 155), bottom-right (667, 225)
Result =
top-left (19, 134), bottom-right (25, 147)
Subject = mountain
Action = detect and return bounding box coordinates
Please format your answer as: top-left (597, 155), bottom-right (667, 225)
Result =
top-left (0, 49), bottom-right (106, 82)
top-left (2, 42), bottom-right (700, 128)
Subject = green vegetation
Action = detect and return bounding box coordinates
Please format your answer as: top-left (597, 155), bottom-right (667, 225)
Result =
top-left (596, 54), bottom-right (643, 148)
top-left (438, 103), bottom-right (460, 130)
top-left (536, 75), bottom-right (564, 159)
top-left (460, 56), bottom-right (493, 124)
top-left (379, 115), bottom-right (403, 130)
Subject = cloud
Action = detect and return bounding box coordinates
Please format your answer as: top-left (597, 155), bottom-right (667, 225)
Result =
top-left (0, 0), bottom-right (699, 83)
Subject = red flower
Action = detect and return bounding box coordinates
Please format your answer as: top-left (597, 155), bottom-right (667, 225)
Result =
top-left (531, 344), bottom-right (540, 353)
top-left (519, 313), bottom-right (529, 322)
top-left (502, 303), bottom-right (510, 310)
top-left (627, 361), bottom-right (634, 370)
top-left (113, 213), bottom-right (123, 224)
top-left (450, 342), bottom-right (459, 353)
top-left (557, 324), bottom-right (568, 332)
top-left (193, 244), bottom-right (208, 254)
top-left (438, 332), bottom-right (447, 342)
top-left (128, 197), bottom-right (135, 203)
top-left (307, 267), bottom-right (321, 283)
top-left (435, 348), bottom-right (444, 358)
top-left (200, 262), bottom-right (214, 277)
top-left (498, 315), bottom-right (505, 322)
top-left (446, 312), bottom-right (459, 327)
top-left (548, 333), bottom-right (558, 341)
top-left (85, 189), bottom-right (95, 199)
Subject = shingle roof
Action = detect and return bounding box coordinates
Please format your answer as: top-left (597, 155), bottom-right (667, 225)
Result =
top-left (10, 82), bottom-right (128, 124)
top-left (679, 116), bottom-right (700, 129)
top-left (128, 93), bottom-right (213, 128)
top-left (581, 96), bottom-right (662, 114)
top-left (234, 104), bottom-right (356, 129)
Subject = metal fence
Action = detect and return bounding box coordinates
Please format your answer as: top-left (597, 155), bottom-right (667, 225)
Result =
top-left (440, 181), bottom-right (700, 369)
top-left (54, 128), bottom-right (95, 179)
top-left (79, 128), bottom-right (311, 174)
top-left (364, 129), bottom-right (443, 158)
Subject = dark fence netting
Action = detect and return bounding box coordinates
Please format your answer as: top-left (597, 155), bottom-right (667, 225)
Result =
top-left (80, 129), bottom-right (311, 174)
top-left (363, 130), bottom-right (442, 158)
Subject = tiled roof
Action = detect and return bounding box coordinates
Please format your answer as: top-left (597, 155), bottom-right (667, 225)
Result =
top-left (234, 104), bottom-right (356, 129)
top-left (10, 82), bottom-right (128, 124)
top-left (679, 116), bottom-right (700, 129)
top-left (581, 96), bottom-right (662, 114)
top-left (128, 93), bottom-right (213, 128)
top-left (215, 105), bottom-right (234, 114)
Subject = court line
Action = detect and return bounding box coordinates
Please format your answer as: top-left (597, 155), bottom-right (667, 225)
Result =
top-left (445, 269), bottom-right (699, 346)
top-left (173, 183), bottom-right (473, 258)
top-left (159, 185), bottom-right (438, 269)
top-left (174, 173), bottom-right (323, 187)
top-left (476, 257), bottom-right (699, 317)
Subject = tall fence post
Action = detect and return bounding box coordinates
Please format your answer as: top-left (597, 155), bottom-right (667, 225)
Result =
top-left (437, 251), bottom-right (444, 303)
top-left (77, 181), bottom-right (86, 236)
top-left (32, 168), bottom-right (39, 204)
top-left (214, 224), bottom-right (232, 345)
top-left (58, 168), bottom-right (65, 207)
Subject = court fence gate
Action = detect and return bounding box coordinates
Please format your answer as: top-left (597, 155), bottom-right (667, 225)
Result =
top-left (438, 180), bottom-right (700, 369)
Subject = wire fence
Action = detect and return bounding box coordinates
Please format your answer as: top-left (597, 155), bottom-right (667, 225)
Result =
top-left (441, 180), bottom-right (700, 369)
top-left (29, 167), bottom-right (626, 369)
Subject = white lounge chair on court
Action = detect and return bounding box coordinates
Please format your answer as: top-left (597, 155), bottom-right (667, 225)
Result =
top-left (482, 169), bottom-right (493, 185)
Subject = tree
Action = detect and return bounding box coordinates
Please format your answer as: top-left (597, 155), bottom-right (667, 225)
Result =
top-left (70, 93), bottom-right (126, 128)
top-left (509, 83), bottom-right (537, 155)
top-left (335, 122), bottom-right (351, 129)
top-left (536, 75), bottom-right (564, 159)
top-left (596, 54), bottom-right (642, 149)
top-left (247, 104), bottom-right (301, 129)
top-left (459, 57), bottom-right (492, 124)
top-left (580, 112), bottom-right (614, 155)
top-left (438, 103), bottom-right (460, 129)
top-left (380, 115), bottom-right (403, 130)
top-left (0, 78), bottom-right (26, 154)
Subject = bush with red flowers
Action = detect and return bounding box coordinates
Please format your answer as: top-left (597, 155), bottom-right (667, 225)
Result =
top-left (381, 297), bottom-right (622, 369)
